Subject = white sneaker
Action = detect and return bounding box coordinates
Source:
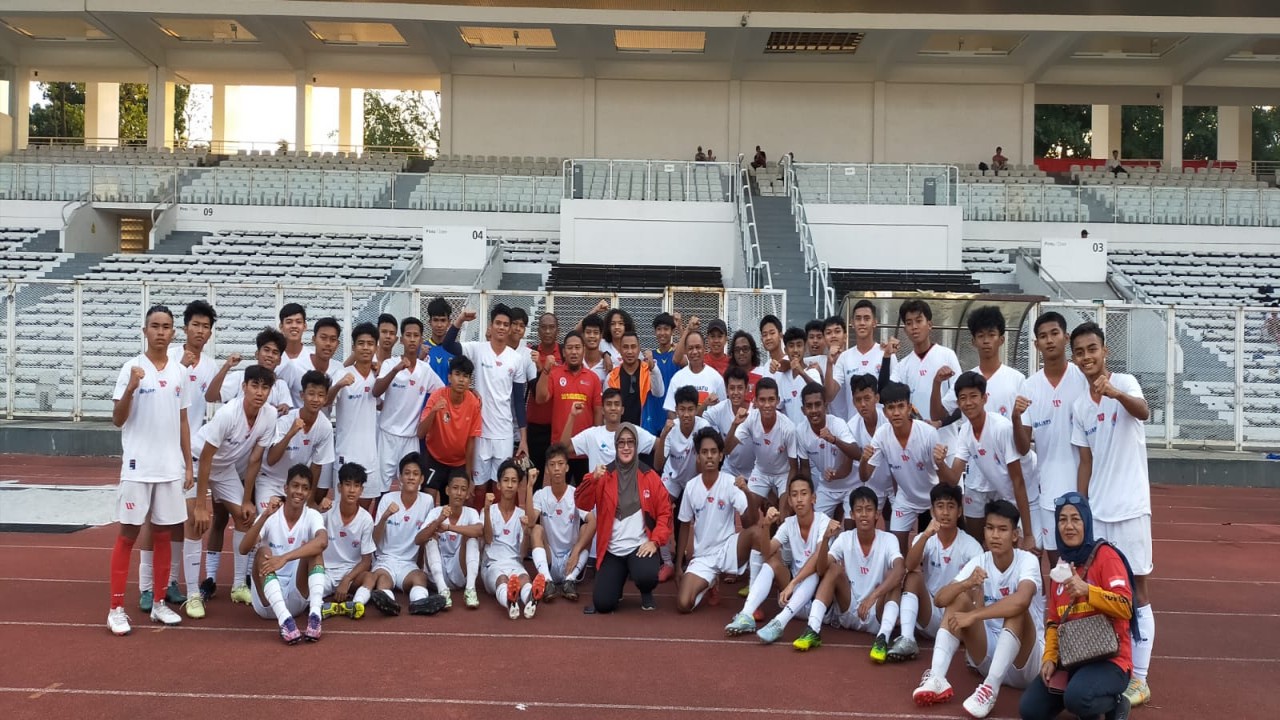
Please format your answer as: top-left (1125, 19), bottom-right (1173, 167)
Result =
top-left (107, 607), bottom-right (132, 636)
top-left (962, 682), bottom-right (998, 719)
top-left (150, 601), bottom-right (182, 626)
top-left (912, 670), bottom-right (953, 706)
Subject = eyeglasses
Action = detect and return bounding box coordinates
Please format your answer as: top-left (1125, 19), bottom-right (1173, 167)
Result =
top-left (616, 438), bottom-right (637, 447)
top-left (1054, 492), bottom-right (1086, 508)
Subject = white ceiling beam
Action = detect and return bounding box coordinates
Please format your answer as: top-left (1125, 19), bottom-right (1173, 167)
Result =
top-left (235, 17), bottom-right (307, 72)
top-left (81, 12), bottom-right (167, 68)
top-left (393, 20), bottom-right (450, 74)
top-left (1170, 35), bottom-right (1259, 85)
top-left (1019, 33), bottom-right (1086, 83)
top-left (870, 30), bottom-right (931, 79)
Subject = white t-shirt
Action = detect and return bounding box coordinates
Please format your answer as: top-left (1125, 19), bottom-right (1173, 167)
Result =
top-left (1071, 373), bottom-right (1150, 522)
top-left (663, 365), bottom-right (727, 412)
top-left (533, 485), bottom-right (589, 554)
top-left (599, 339), bottom-right (623, 367)
top-left (678, 472), bottom-right (748, 559)
top-left (609, 510), bottom-right (646, 555)
top-left (773, 368), bottom-right (823, 429)
top-left (776, 510), bottom-right (833, 574)
top-left (833, 344), bottom-right (897, 420)
top-left (377, 358), bottom-right (444, 437)
top-left (258, 410), bottom-right (336, 497)
top-left (703, 401), bottom-right (754, 476)
top-left (220, 369), bottom-right (292, 409)
top-left (829, 529), bottom-right (902, 601)
top-left (460, 341), bottom-right (525, 441)
top-left (941, 364), bottom-right (1028, 421)
top-left (795, 415), bottom-right (858, 495)
top-left (113, 354), bottom-right (191, 483)
top-left (425, 505), bottom-right (482, 562)
top-left (868, 420), bottom-right (941, 511)
top-left (168, 346), bottom-right (216, 453)
top-left (660, 417), bottom-right (711, 495)
top-left (572, 425), bottom-right (657, 471)
top-left (279, 353), bottom-right (346, 411)
top-left (259, 507), bottom-right (326, 574)
top-left (913, 530), bottom-right (984, 599)
top-left (892, 344), bottom-right (962, 422)
top-left (850, 408), bottom-right (893, 499)
top-left (198, 397), bottom-right (278, 476)
top-left (956, 412), bottom-right (1038, 504)
top-left (484, 503), bottom-right (526, 567)
top-left (374, 491), bottom-right (434, 562)
top-left (953, 549), bottom-right (1045, 632)
top-left (333, 365), bottom-right (380, 471)
top-left (1020, 365), bottom-right (1089, 511)
top-left (322, 505), bottom-right (376, 574)
top-left (734, 412), bottom-right (800, 478)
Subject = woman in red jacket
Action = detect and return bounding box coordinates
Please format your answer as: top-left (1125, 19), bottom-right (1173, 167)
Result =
top-left (575, 423), bottom-right (672, 613)
top-left (1020, 492), bottom-right (1138, 720)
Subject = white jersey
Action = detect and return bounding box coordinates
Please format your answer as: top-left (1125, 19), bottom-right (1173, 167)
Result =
top-left (460, 341), bottom-right (526, 441)
top-left (259, 507), bottom-right (326, 573)
top-left (850, 409), bottom-right (893, 499)
top-left (258, 410), bottom-right (336, 497)
top-left (833, 344), bottom-right (897, 420)
top-left (377, 358), bottom-right (443, 437)
top-left (533, 486), bottom-right (589, 554)
top-left (773, 368), bottom-right (823, 428)
top-left (1020, 365), bottom-right (1089, 511)
top-left (168, 346), bottom-right (216, 453)
top-left (113, 354), bottom-right (191, 483)
top-left (703, 401), bottom-right (754, 476)
top-left (1071, 373), bottom-right (1150, 522)
top-left (279, 353), bottom-right (345, 411)
top-left (599, 339), bottom-right (623, 367)
top-left (941, 364), bottom-right (1027, 420)
top-left (678, 472), bottom-right (748, 559)
top-left (220, 369), bottom-right (292, 410)
top-left (198, 397), bottom-right (278, 476)
top-left (795, 415), bottom-right (858, 495)
top-left (913, 530), bottom-right (984, 599)
top-left (953, 549), bottom-right (1045, 632)
top-left (956, 412), bottom-right (1038, 504)
top-left (663, 365), bottom-right (726, 412)
top-left (374, 491), bottom-right (434, 562)
top-left (829, 530), bottom-right (902, 600)
top-left (892, 343), bottom-right (962, 423)
top-left (484, 504), bottom-right (526, 568)
top-left (333, 365), bottom-right (380, 471)
top-left (426, 505), bottom-right (482, 561)
top-left (734, 412), bottom-right (800, 478)
top-left (868, 420), bottom-right (941, 511)
top-left (322, 505), bottom-right (376, 573)
top-left (572, 425), bottom-right (657, 471)
top-left (660, 417), bottom-right (711, 495)
top-left (776, 511), bottom-right (832, 574)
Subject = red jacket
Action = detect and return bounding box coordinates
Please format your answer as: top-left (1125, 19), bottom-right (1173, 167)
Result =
top-left (575, 462), bottom-right (671, 567)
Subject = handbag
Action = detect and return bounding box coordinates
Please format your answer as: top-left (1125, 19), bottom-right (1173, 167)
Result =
top-left (1055, 545), bottom-right (1120, 670)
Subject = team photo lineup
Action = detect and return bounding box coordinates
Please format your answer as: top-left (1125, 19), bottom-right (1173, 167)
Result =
top-left (109, 293), bottom-right (1153, 720)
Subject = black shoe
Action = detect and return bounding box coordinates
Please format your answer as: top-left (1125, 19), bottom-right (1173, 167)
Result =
top-left (543, 582), bottom-right (561, 603)
top-left (640, 592), bottom-right (656, 611)
top-left (562, 580), bottom-right (579, 602)
top-left (1107, 694), bottom-right (1132, 720)
top-left (199, 577), bottom-right (217, 602)
top-left (369, 590), bottom-right (401, 616)
top-left (409, 595), bottom-right (447, 616)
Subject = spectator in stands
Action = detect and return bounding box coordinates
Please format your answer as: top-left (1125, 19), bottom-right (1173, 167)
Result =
top-left (752, 146), bottom-right (767, 170)
top-left (706, 149), bottom-right (717, 162)
top-left (1108, 150), bottom-right (1128, 177)
top-left (1080, 230), bottom-right (1089, 239)
top-left (695, 146), bottom-right (707, 162)
top-left (991, 147), bottom-right (1009, 173)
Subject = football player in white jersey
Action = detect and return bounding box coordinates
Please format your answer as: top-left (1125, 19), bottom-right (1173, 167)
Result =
top-left (772, 327), bottom-right (823, 429)
top-left (277, 302), bottom-right (308, 369)
top-left (795, 383), bottom-right (860, 520)
top-left (330, 323), bottom-right (382, 509)
top-left (361, 453), bottom-right (441, 617)
top-left (374, 317), bottom-right (445, 495)
top-left (421, 470), bottom-right (485, 609)
top-left (483, 461), bottom-right (544, 619)
top-left (319, 462), bottom-right (376, 620)
top-left (725, 377), bottom-right (801, 520)
top-left (526, 445), bottom-right (595, 603)
top-left (260, 370), bottom-right (335, 511)
top-left (890, 299), bottom-right (962, 430)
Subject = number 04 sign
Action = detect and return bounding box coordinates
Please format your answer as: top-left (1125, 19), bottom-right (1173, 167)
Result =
top-left (1041, 237), bottom-right (1107, 282)
top-left (423, 226), bottom-right (487, 269)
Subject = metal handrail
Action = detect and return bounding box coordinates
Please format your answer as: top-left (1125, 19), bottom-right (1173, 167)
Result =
top-left (737, 166), bottom-right (773, 290)
top-left (786, 162), bottom-right (835, 318)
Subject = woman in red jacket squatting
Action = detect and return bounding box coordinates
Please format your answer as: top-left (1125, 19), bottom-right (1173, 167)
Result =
top-left (575, 422), bottom-right (672, 613)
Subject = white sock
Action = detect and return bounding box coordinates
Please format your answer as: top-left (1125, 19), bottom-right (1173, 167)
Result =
top-left (520, 582), bottom-right (532, 603)
top-left (532, 547), bottom-right (551, 578)
top-left (741, 562), bottom-right (774, 616)
top-left (426, 540), bottom-right (448, 592)
top-left (807, 599), bottom-right (828, 634)
top-left (204, 551), bottom-right (221, 582)
top-left (495, 583), bottom-right (508, 606)
top-left (984, 628), bottom-right (1021, 689)
top-left (408, 585), bottom-right (429, 603)
top-left (748, 549), bottom-right (763, 586)
top-left (169, 542), bottom-right (182, 587)
top-left (231, 531), bottom-right (248, 587)
top-left (262, 575), bottom-right (292, 625)
top-left (879, 600), bottom-right (900, 641)
top-left (568, 551), bottom-right (588, 582)
top-left (1132, 604), bottom-right (1155, 681)
top-left (139, 550), bottom-right (154, 592)
top-left (899, 592), bottom-right (920, 643)
top-left (183, 539), bottom-right (202, 597)
top-left (307, 568), bottom-right (325, 616)
top-left (352, 586), bottom-right (372, 605)
top-left (693, 587), bottom-right (707, 609)
top-left (930, 627), bottom-right (961, 681)
top-left (464, 539), bottom-right (480, 590)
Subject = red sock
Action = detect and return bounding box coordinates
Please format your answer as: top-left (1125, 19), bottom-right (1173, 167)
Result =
top-left (152, 529), bottom-right (172, 596)
top-left (110, 535), bottom-right (136, 609)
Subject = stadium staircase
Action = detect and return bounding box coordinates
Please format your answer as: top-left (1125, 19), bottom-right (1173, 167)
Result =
top-left (751, 195), bottom-right (814, 323)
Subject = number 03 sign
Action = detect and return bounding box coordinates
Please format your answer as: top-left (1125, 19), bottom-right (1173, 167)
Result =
top-left (1041, 236), bottom-right (1107, 282)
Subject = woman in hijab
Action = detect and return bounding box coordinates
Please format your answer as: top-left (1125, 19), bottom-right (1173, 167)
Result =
top-left (574, 423), bottom-right (672, 613)
top-left (1020, 492), bottom-right (1139, 720)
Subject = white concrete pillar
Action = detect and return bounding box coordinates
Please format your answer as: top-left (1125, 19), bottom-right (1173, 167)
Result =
top-left (211, 83), bottom-right (228, 152)
top-left (581, 77), bottom-right (595, 157)
top-left (871, 81), bottom-right (887, 162)
top-left (727, 79), bottom-right (741, 159)
top-left (294, 71), bottom-right (313, 152)
top-left (438, 74), bottom-right (452, 156)
top-left (84, 82), bottom-right (120, 147)
top-left (1217, 106), bottom-right (1253, 164)
top-left (8, 69), bottom-right (31, 150)
top-left (337, 88), bottom-right (364, 152)
top-left (1091, 104), bottom-right (1122, 159)
top-left (146, 67), bottom-right (174, 149)
top-left (1162, 85), bottom-right (1183, 169)
top-left (1020, 83), bottom-right (1035, 165)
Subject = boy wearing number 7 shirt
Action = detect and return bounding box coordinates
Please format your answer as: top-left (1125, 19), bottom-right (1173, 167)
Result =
top-left (418, 356), bottom-right (482, 505)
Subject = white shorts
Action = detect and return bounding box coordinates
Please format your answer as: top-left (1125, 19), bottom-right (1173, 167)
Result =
top-left (917, 602), bottom-right (944, 639)
top-left (378, 432), bottom-right (419, 494)
top-left (686, 535), bottom-right (747, 585)
top-left (117, 480), bottom-right (188, 526)
top-left (255, 481), bottom-right (284, 513)
top-left (747, 471), bottom-right (788, 499)
top-left (1037, 506), bottom-right (1058, 551)
top-left (372, 556), bottom-right (421, 590)
top-left (827, 599), bottom-right (880, 635)
top-left (336, 452), bottom-right (382, 498)
top-left (889, 500), bottom-right (928, 533)
top-left (815, 485), bottom-right (853, 518)
top-left (207, 465), bottom-right (244, 506)
top-left (250, 571), bottom-right (308, 620)
top-left (316, 463), bottom-right (336, 490)
top-left (482, 560), bottom-right (527, 595)
top-left (438, 551), bottom-right (467, 590)
top-left (322, 563), bottom-right (364, 596)
top-left (967, 624), bottom-right (1044, 689)
top-left (1095, 515), bottom-right (1153, 576)
top-left (963, 487), bottom-right (1000, 519)
top-left (473, 438), bottom-right (512, 486)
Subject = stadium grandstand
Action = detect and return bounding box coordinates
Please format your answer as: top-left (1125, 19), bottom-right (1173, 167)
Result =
top-left (0, 2), bottom-right (1278, 718)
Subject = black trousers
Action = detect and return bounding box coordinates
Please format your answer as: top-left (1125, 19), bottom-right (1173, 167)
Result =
top-left (527, 423), bottom-right (551, 486)
top-left (1018, 661), bottom-right (1128, 720)
top-left (592, 549), bottom-right (660, 614)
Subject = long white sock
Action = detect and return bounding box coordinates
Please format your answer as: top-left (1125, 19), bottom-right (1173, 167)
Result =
top-left (532, 547), bottom-right (551, 578)
top-left (984, 628), bottom-right (1022, 689)
top-left (741, 562), bottom-right (775, 616)
top-left (495, 582), bottom-right (508, 606)
top-left (426, 541), bottom-right (448, 592)
top-left (352, 586), bottom-right (372, 605)
top-left (169, 542), bottom-right (182, 587)
top-left (879, 600), bottom-right (900, 641)
top-left (139, 550), bottom-right (154, 592)
top-left (748, 549), bottom-right (763, 586)
top-left (204, 551), bottom-right (221, 582)
top-left (408, 585), bottom-right (429, 602)
top-left (231, 530), bottom-right (248, 587)
top-left (568, 551), bottom-right (588, 582)
top-left (520, 583), bottom-right (532, 603)
top-left (807, 599), bottom-right (828, 634)
top-left (183, 539), bottom-right (202, 597)
top-left (775, 577), bottom-right (815, 626)
top-left (899, 592), bottom-right (920, 643)
top-left (262, 575), bottom-right (291, 625)
top-left (308, 567), bottom-right (325, 616)
top-left (1132, 604), bottom-right (1155, 681)
top-left (464, 539), bottom-right (480, 590)
top-left (930, 627), bottom-right (961, 680)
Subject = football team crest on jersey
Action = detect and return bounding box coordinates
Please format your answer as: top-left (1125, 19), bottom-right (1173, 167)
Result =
top-left (559, 377), bottom-right (567, 387)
